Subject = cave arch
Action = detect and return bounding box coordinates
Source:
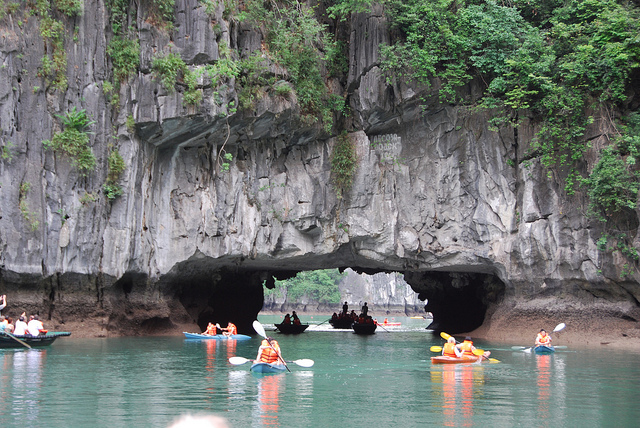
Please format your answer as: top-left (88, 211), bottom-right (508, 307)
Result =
top-left (164, 261), bottom-right (506, 335)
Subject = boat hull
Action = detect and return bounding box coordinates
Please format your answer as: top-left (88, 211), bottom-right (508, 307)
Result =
top-left (352, 323), bottom-right (377, 335)
top-left (274, 323), bottom-right (309, 334)
top-left (250, 362), bottom-right (287, 373)
top-left (0, 331), bottom-right (71, 349)
top-left (534, 345), bottom-right (555, 354)
top-left (183, 332), bottom-right (251, 341)
top-left (431, 355), bottom-right (481, 364)
top-left (329, 318), bottom-right (353, 329)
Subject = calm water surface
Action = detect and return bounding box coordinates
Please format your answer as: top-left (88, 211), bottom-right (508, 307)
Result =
top-left (0, 315), bottom-right (638, 427)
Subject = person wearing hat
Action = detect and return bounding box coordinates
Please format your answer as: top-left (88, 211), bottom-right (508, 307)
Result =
top-left (457, 336), bottom-right (491, 359)
top-left (13, 314), bottom-right (28, 335)
top-left (442, 336), bottom-right (462, 358)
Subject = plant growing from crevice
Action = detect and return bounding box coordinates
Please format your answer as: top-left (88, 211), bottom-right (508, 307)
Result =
top-left (331, 132), bottom-right (357, 199)
top-left (19, 182), bottom-right (40, 232)
top-left (43, 107), bottom-right (97, 175)
top-left (103, 147), bottom-right (126, 200)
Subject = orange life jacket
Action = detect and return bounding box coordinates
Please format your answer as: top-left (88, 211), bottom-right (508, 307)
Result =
top-left (227, 323), bottom-right (237, 335)
top-left (537, 333), bottom-right (551, 345)
top-left (460, 340), bottom-right (474, 356)
top-left (259, 340), bottom-right (281, 364)
top-left (443, 342), bottom-right (458, 357)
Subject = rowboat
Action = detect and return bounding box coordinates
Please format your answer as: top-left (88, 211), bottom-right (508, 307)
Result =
top-left (0, 331), bottom-right (71, 349)
top-left (250, 362), bottom-right (287, 373)
top-left (534, 345), bottom-right (555, 354)
top-left (431, 355), bottom-right (481, 364)
top-left (329, 318), bottom-right (354, 329)
top-left (274, 323), bottom-right (309, 334)
top-left (183, 332), bottom-right (251, 341)
top-left (352, 322), bottom-right (377, 335)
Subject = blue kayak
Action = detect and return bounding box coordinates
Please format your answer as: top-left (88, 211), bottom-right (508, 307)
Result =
top-left (534, 345), bottom-right (555, 354)
top-left (250, 362), bottom-right (287, 373)
top-left (183, 332), bottom-right (251, 341)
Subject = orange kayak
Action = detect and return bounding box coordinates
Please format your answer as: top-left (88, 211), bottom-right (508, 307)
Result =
top-left (431, 355), bottom-right (481, 364)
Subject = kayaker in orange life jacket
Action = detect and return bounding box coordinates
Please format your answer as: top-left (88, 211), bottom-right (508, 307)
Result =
top-left (535, 329), bottom-right (552, 346)
top-left (218, 322), bottom-right (237, 337)
top-left (442, 337), bottom-right (463, 358)
top-left (457, 336), bottom-right (490, 358)
top-left (255, 338), bottom-right (284, 365)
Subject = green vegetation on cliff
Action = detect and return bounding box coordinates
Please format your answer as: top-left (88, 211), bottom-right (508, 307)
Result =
top-left (264, 269), bottom-right (344, 304)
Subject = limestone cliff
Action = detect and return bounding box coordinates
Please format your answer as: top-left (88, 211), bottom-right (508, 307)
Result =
top-left (0, 0), bottom-right (638, 343)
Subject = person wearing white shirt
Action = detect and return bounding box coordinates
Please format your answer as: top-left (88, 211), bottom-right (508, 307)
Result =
top-left (14, 315), bottom-right (28, 335)
top-left (27, 315), bottom-right (44, 336)
top-left (0, 295), bottom-right (6, 315)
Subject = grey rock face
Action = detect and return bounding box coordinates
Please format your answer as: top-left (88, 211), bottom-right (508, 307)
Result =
top-left (0, 1), bottom-right (637, 336)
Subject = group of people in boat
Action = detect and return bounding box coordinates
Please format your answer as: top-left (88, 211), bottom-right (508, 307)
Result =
top-left (331, 301), bottom-right (373, 324)
top-left (281, 311), bottom-right (301, 325)
top-left (203, 321), bottom-right (237, 337)
top-left (0, 295), bottom-right (47, 336)
top-left (441, 336), bottom-right (491, 359)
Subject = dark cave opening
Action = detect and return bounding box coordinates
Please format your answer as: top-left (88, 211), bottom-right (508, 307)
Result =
top-left (169, 262), bottom-right (506, 336)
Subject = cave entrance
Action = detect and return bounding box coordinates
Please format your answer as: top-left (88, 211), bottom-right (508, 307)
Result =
top-left (169, 261), bottom-right (506, 336)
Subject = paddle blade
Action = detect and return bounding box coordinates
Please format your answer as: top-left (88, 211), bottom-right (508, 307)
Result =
top-left (553, 323), bottom-right (566, 333)
top-left (293, 359), bottom-right (315, 368)
top-left (472, 349), bottom-right (485, 356)
top-left (489, 358), bottom-right (500, 363)
top-left (253, 320), bottom-right (267, 338)
top-left (440, 332), bottom-right (452, 341)
top-left (229, 357), bottom-right (250, 365)
top-left (511, 346), bottom-right (526, 350)
top-left (430, 346), bottom-right (443, 353)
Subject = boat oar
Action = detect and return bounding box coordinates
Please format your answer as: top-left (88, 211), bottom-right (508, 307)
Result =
top-left (229, 356), bottom-right (315, 367)
top-left (253, 320), bottom-right (291, 372)
top-left (0, 330), bottom-right (32, 349)
top-left (430, 346), bottom-right (443, 352)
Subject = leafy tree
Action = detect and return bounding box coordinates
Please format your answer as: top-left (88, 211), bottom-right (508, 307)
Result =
top-left (265, 269), bottom-right (344, 304)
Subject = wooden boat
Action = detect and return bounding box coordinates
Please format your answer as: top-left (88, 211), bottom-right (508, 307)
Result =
top-left (183, 332), bottom-right (251, 341)
top-left (329, 318), bottom-right (354, 329)
top-left (250, 362), bottom-right (287, 373)
top-left (431, 355), bottom-right (481, 364)
top-left (0, 331), bottom-right (71, 349)
top-left (274, 323), bottom-right (309, 334)
top-left (534, 345), bottom-right (555, 354)
top-left (352, 322), bottom-right (377, 335)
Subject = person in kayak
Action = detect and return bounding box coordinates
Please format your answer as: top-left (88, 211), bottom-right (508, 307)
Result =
top-left (203, 322), bottom-right (218, 335)
top-left (218, 322), bottom-right (237, 337)
top-left (535, 329), bottom-right (552, 347)
top-left (442, 337), bottom-right (463, 358)
top-left (458, 336), bottom-right (491, 358)
top-left (255, 338), bottom-right (284, 365)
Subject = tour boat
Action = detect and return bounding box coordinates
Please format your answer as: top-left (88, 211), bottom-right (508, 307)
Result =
top-left (329, 318), bottom-right (354, 329)
top-left (250, 362), bottom-right (287, 373)
top-left (274, 322), bottom-right (309, 334)
top-left (183, 332), bottom-right (251, 341)
top-left (352, 322), bottom-right (377, 335)
top-left (0, 331), bottom-right (71, 349)
top-left (376, 320), bottom-right (401, 326)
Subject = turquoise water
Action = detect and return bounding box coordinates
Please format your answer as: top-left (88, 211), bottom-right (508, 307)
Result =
top-left (0, 315), bottom-right (639, 427)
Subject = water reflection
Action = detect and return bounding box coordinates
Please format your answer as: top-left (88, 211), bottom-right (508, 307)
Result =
top-left (431, 364), bottom-right (485, 427)
top-left (256, 374), bottom-right (283, 427)
top-left (0, 350), bottom-right (46, 424)
top-left (536, 354), bottom-right (551, 415)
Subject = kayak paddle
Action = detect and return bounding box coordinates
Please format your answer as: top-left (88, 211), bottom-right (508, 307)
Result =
top-left (253, 320), bottom-right (291, 372)
top-left (229, 356), bottom-right (315, 367)
top-left (430, 346), bottom-right (443, 352)
top-left (553, 323), bottom-right (566, 333)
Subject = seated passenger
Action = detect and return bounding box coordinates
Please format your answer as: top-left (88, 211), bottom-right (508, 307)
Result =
top-left (27, 315), bottom-right (44, 336)
top-left (14, 315), bottom-right (28, 335)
